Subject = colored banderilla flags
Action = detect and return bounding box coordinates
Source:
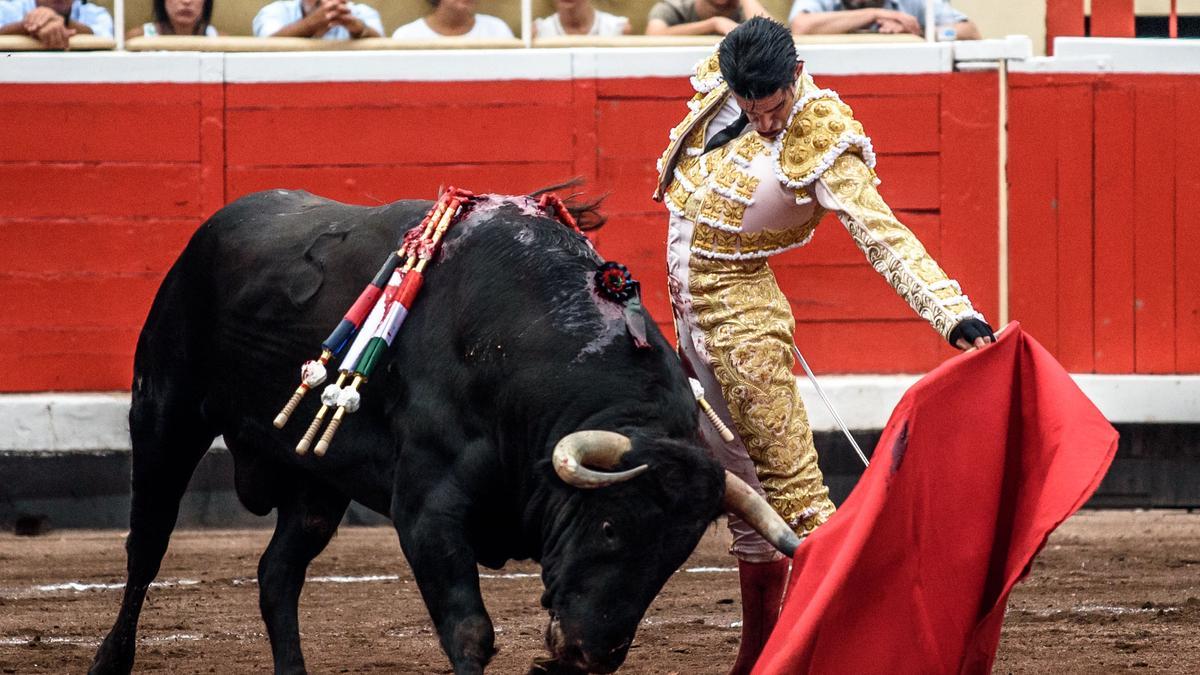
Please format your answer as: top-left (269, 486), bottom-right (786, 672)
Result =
top-left (273, 187), bottom-right (475, 456)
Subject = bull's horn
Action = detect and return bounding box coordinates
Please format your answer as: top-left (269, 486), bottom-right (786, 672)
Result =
top-left (722, 472), bottom-right (801, 557)
top-left (552, 430), bottom-right (649, 488)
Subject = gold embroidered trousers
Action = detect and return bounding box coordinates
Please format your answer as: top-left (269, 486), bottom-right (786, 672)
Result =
top-left (674, 245), bottom-right (837, 560)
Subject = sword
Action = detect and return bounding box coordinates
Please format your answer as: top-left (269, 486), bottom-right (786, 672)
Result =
top-left (791, 343), bottom-right (870, 469)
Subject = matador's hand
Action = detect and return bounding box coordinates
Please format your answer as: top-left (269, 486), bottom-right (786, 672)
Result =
top-left (949, 318), bottom-right (995, 351)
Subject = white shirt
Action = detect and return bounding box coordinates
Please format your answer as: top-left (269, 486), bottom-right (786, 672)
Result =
top-left (252, 0), bottom-right (383, 39)
top-left (0, 0), bottom-right (113, 38)
top-left (142, 22), bottom-right (219, 37)
top-left (391, 14), bottom-right (514, 40)
top-left (533, 9), bottom-right (629, 37)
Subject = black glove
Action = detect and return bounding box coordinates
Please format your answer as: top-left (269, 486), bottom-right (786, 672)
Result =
top-left (948, 318), bottom-right (995, 350)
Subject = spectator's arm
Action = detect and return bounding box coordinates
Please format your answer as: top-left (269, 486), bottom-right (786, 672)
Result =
top-left (337, 16), bottom-right (379, 38)
top-left (0, 21), bottom-right (27, 35)
top-left (741, 0), bottom-right (772, 19)
top-left (952, 19), bottom-right (981, 40)
top-left (646, 16), bottom-right (737, 36)
top-left (790, 8), bottom-right (880, 35)
top-left (261, 17), bottom-right (316, 37)
top-left (65, 19), bottom-right (93, 34)
top-left (341, 4), bottom-right (382, 38)
top-left (645, 2), bottom-right (736, 36)
top-left (254, 2), bottom-right (334, 38)
top-left (16, 7), bottom-right (74, 48)
top-left (125, 24), bottom-right (145, 38)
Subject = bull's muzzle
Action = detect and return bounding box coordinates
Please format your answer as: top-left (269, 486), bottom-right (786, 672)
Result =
top-left (540, 613), bottom-right (630, 674)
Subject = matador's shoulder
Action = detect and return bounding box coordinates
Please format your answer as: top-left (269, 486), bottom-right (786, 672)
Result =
top-left (774, 74), bottom-right (878, 189)
top-left (690, 49), bottom-right (725, 94)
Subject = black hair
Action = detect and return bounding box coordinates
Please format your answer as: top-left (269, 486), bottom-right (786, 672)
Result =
top-left (152, 0), bottom-right (214, 35)
top-left (718, 17), bottom-right (798, 100)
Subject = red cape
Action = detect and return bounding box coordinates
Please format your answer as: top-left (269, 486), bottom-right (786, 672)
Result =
top-left (753, 323), bottom-right (1117, 674)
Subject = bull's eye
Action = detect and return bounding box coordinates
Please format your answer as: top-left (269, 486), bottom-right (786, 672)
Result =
top-left (601, 520), bottom-right (616, 540)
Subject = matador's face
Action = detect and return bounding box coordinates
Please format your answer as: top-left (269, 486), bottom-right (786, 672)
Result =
top-left (731, 62), bottom-right (804, 139)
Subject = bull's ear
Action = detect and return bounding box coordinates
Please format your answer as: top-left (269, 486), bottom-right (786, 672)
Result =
top-left (553, 430), bottom-right (649, 488)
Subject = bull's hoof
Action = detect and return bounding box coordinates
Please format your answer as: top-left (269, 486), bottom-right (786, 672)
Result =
top-left (88, 639), bottom-right (134, 675)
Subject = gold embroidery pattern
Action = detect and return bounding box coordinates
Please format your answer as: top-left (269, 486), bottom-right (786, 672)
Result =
top-left (732, 133), bottom-right (767, 167)
top-left (688, 256), bottom-right (835, 535)
top-left (685, 133), bottom-right (821, 258)
top-left (665, 175), bottom-right (692, 216)
top-left (656, 87), bottom-right (728, 195)
top-left (777, 94), bottom-right (871, 188)
top-left (691, 218), bottom-right (820, 259)
top-left (690, 50), bottom-right (724, 92)
top-left (697, 190), bottom-right (749, 231)
top-left (822, 154), bottom-right (978, 340)
top-left (711, 153), bottom-right (759, 205)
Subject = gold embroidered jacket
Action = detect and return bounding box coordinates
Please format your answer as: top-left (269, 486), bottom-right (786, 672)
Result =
top-left (656, 51), bottom-right (983, 341)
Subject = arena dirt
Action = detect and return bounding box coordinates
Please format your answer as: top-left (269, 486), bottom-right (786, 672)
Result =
top-left (0, 510), bottom-right (1197, 674)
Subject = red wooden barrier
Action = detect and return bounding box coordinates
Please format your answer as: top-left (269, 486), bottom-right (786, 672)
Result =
top-left (1045, 0), bottom-right (1142, 53)
top-left (1091, 0), bottom-right (1136, 37)
top-left (1045, 0), bottom-right (1085, 55)
top-left (0, 83), bottom-right (221, 391)
top-left (1007, 73), bottom-right (1200, 375)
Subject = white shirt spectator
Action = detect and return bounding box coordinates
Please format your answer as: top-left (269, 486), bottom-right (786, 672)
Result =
top-left (788, 0), bottom-right (966, 29)
top-left (534, 9), bottom-right (629, 37)
top-left (142, 21), bottom-right (218, 36)
top-left (0, 0), bottom-right (113, 37)
top-left (253, 0), bottom-right (383, 39)
top-left (391, 14), bottom-right (514, 40)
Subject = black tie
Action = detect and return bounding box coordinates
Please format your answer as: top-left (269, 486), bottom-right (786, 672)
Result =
top-left (703, 111), bottom-right (749, 154)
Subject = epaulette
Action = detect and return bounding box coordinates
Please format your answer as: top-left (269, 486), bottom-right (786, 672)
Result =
top-left (772, 78), bottom-right (877, 190)
top-left (690, 48), bottom-right (724, 93)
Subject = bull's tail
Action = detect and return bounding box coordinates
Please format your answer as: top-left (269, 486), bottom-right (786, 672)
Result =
top-left (91, 232), bottom-right (217, 675)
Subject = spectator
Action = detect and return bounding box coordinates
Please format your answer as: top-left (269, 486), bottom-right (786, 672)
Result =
top-left (0, 0), bottom-right (112, 49)
top-left (645, 0), bottom-right (770, 37)
top-left (128, 0), bottom-right (220, 37)
top-left (789, 0), bottom-right (981, 40)
top-left (534, 0), bottom-right (630, 37)
top-left (253, 0), bottom-right (382, 39)
top-left (392, 0), bottom-right (514, 39)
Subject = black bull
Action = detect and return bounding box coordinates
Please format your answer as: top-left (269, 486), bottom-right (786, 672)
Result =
top-left (89, 190), bottom-right (797, 675)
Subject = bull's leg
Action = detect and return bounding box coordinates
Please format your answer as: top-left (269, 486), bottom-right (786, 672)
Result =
top-left (392, 487), bottom-right (495, 675)
top-left (257, 477), bottom-right (349, 675)
top-left (89, 400), bottom-right (213, 675)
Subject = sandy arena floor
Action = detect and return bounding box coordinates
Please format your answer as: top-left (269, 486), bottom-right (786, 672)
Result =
top-left (0, 510), bottom-right (1197, 673)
